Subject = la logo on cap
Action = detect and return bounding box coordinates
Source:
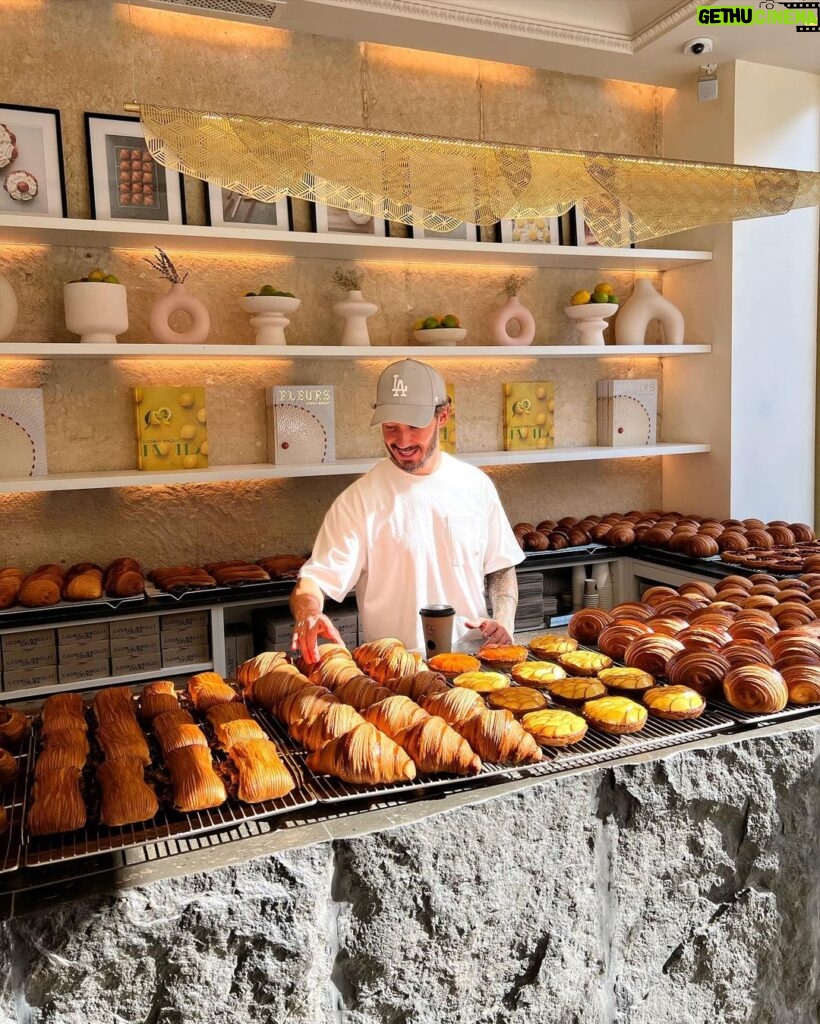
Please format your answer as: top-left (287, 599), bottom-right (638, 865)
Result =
top-left (391, 375), bottom-right (408, 398)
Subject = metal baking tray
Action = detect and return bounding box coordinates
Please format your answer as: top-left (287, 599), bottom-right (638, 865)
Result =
top-left (707, 697), bottom-right (820, 728)
top-left (21, 706), bottom-right (317, 868)
top-left (0, 592), bottom-right (145, 618)
top-left (0, 743), bottom-right (30, 874)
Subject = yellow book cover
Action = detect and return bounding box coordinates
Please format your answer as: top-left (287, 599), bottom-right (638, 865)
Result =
top-left (134, 386), bottom-right (208, 471)
top-left (503, 382), bottom-right (554, 451)
top-left (439, 382), bottom-right (456, 454)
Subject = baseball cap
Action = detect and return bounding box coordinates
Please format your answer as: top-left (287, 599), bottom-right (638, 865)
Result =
top-left (370, 359), bottom-right (448, 428)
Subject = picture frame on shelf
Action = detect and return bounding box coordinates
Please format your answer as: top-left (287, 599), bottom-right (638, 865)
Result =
top-left (570, 201), bottom-right (634, 248)
top-left (310, 201), bottom-right (388, 237)
top-left (497, 216), bottom-right (561, 245)
top-left (205, 184), bottom-right (293, 230)
top-left (410, 214), bottom-right (479, 242)
top-left (0, 104), bottom-right (66, 218)
top-left (84, 113), bottom-right (186, 224)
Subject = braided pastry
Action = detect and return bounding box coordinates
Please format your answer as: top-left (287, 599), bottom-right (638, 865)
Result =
top-left (722, 665), bottom-right (788, 713)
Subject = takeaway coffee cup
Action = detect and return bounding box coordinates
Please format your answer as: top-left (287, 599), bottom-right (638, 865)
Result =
top-left (419, 603), bottom-right (455, 655)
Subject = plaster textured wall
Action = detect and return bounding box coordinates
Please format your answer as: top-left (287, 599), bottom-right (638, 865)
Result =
top-left (0, 728), bottom-right (817, 1023)
top-left (0, 0), bottom-right (666, 569)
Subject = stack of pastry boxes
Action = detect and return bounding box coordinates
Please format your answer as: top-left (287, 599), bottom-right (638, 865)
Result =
top-left (1, 629), bottom-right (61, 691)
top-left (110, 612), bottom-right (210, 674)
top-left (258, 610), bottom-right (359, 652)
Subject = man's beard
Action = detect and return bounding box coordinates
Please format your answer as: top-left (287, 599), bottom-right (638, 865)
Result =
top-left (385, 432), bottom-right (439, 474)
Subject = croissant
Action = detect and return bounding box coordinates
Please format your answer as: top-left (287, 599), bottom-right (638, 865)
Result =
top-left (0, 568), bottom-right (23, 609)
top-left (206, 702), bottom-right (253, 727)
top-left (236, 652), bottom-right (291, 690)
top-left (96, 721), bottom-right (151, 765)
top-left (104, 558), bottom-right (145, 598)
top-left (597, 623), bottom-right (653, 661)
top-left (312, 658), bottom-right (364, 689)
top-left (456, 709), bottom-right (542, 765)
top-left (62, 570), bottom-right (104, 601)
top-left (256, 554), bottom-right (306, 579)
top-left (213, 718), bottom-right (267, 751)
top-left (18, 575), bottom-right (61, 607)
top-left (623, 635), bottom-right (685, 677)
top-left (294, 703), bottom-right (366, 750)
top-left (138, 692), bottom-right (180, 723)
top-left (0, 707), bottom-right (30, 748)
top-left (27, 766), bottom-right (86, 835)
top-left (363, 696), bottom-right (428, 737)
top-left (393, 716), bottom-right (482, 776)
top-left (42, 692), bottom-right (85, 724)
top-left (419, 688), bottom-right (485, 725)
top-left (0, 749), bottom-right (17, 790)
top-left (35, 733), bottom-right (89, 776)
top-left (305, 723), bottom-right (416, 784)
top-left (96, 758), bottom-right (159, 826)
top-left (352, 638), bottom-right (403, 675)
top-left (332, 677), bottom-right (394, 709)
top-left (723, 665), bottom-right (788, 713)
top-left (665, 650), bottom-right (731, 697)
top-left (187, 672), bottom-right (238, 711)
top-left (247, 667), bottom-right (309, 710)
top-left (226, 739), bottom-right (296, 802)
top-left (380, 671), bottom-right (449, 701)
top-left (780, 665), bottom-right (820, 705)
top-left (278, 687), bottom-right (339, 730)
top-left (165, 745), bottom-right (227, 812)
top-left (155, 721), bottom-right (209, 757)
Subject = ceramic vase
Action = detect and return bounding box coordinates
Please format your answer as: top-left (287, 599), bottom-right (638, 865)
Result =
top-left (64, 281), bottom-right (128, 344)
top-left (149, 282), bottom-right (210, 344)
top-left (332, 289), bottom-right (378, 346)
top-left (0, 273), bottom-right (18, 342)
top-left (488, 294), bottom-right (535, 346)
top-left (614, 278), bottom-right (684, 345)
top-left (239, 295), bottom-right (301, 345)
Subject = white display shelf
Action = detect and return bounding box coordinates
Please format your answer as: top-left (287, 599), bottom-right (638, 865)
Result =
top-left (0, 444), bottom-right (711, 493)
top-left (0, 342), bottom-right (712, 360)
top-left (2, 662), bottom-right (213, 702)
top-left (0, 215), bottom-right (712, 270)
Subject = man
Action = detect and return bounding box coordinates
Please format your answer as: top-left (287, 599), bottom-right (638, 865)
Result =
top-left (290, 358), bottom-right (524, 662)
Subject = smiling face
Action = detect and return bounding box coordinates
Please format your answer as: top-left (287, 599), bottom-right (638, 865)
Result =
top-left (381, 405), bottom-right (449, 476)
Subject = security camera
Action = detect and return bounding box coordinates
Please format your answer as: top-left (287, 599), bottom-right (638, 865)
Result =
top-left (683, 37), bottom-right (713, 56)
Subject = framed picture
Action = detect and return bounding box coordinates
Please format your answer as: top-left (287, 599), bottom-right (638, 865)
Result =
top-left (84, 113), bottom-right (186, 224)
top-left (498, 216), bottom-right (560, 245)
top-left (310, 202), bottom-right (388, 237)
top-left (571, 201), bottom-right (634, 248)
top-left (0, 104), bottom-right (66, 218)
top-left (205, 184), bottom-right (293, 230)
top-left (410, 214), bottom-right (479, 242)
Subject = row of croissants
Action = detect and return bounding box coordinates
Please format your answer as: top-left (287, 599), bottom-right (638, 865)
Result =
top-left (237, 639), bottom-right (543, 785)
top-left (26, 672), bottom-right (296, 836)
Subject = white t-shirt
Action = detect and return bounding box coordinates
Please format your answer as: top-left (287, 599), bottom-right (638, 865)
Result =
top-left (299, 453), bottom-right (525, 651)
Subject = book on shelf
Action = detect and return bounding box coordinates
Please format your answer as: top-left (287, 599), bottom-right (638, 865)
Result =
top-left (596, 379), bottom-right (658, 447)
top-left (502, 381), bottom-right (555, 452)
top-left (0, 388), bottom-right (48, 479)
top-left (266, 385), bottom-right (335, 465)
top-left (133, 386), bottom-right (208, 471)
top-left (439, 382), bottom-right (456, 454)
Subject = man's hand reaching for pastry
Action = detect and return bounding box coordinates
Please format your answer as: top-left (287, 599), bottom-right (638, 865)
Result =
top-left (464, 617), bottom-right (514, 646)
top-left (291, 613), bottom-right (343, 665)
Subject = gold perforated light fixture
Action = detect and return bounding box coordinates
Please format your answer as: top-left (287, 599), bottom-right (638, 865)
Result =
top-left (136, 104), bottom-right (820, 246)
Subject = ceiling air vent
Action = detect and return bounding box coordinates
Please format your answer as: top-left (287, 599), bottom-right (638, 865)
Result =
top-left (129, 0), bottom-right (286, 26)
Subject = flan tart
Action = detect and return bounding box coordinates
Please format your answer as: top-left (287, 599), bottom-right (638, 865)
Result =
top-left (487, 686), bottom-right (549, 715)
top-left (547, 677), bottom-right (607, 706)
top-left (597, 667), bottom-right (655, 696)
top-left (452, 670), bottom-right (509, 693)
top-left (477, 644), bottom-right (528, 672)
top-left (521, 709), bottom-right (588, 747)
top-left (643, 685), bottom-right (705, 720)
top-left (557, 650), bottom-right (613, 677)
top-left (527, 634), bottom-right (578, 660)
top-left (583, 696), bottom-right (648, 735)
top-left (427, 653), bottom-right (481, 679)
top-left (510, 661), bottom-right (568, 688)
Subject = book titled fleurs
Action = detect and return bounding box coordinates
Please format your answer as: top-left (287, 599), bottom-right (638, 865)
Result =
top-left (596, 379), bottom-right (658, 446)
top-left (0, 388), bottom-right (47, 478)
top-left (502, 381), bottom-right (555, 451)
top-left (439, 382), bottom-right (456, 454)
top-left (266, 385), bottom-right (335, 465)
top-left (134, 386), bottom-right (208, 471)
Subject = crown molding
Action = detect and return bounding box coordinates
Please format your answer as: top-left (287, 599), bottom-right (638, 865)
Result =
top-left (309, 0), bottom-right (703, 54)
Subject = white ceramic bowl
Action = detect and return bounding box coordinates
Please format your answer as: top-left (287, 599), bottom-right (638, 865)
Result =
top-left (64, 281), bottom-right (128, 344)
top-left (240, 295), bottom-right (301, 315)
top-left (413, 327), bottom-right (467, 346)
top-left (563, 302), bottom-right (619, 321)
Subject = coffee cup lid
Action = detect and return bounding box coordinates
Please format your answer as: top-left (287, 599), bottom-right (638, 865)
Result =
top-left (419, 604), bottom-right (455, 617)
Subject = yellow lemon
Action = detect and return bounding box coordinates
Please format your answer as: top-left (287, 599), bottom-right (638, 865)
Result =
top-left (594, 282), bottom-right (614, 296)
top-left (413, 318), bottom-right (425, 331)
top-left (86, 268), bottom-right (105, 282)
top-left (570, 289), bottom-right (591, 306)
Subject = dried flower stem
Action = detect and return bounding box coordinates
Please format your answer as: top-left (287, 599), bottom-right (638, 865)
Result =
top-left (144, 247), bottom-right (188, 284)
top-left (502, 273), bottom-right (527, 298)
top-left (333, 267), bottom-right (363, 292)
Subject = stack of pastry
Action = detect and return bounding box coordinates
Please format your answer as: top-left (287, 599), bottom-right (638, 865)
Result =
top-left (28, 693), bottom-right (88, 836)
top-left (151, 707), bottom-right (227, 811)
top-left (93, 686), bottom-right (158, 826)
top-left (204, 700), bottom-right (295, 803)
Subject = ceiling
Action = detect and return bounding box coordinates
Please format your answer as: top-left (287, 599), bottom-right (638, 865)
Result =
top-left (280, 0), bottom-right (820, 86)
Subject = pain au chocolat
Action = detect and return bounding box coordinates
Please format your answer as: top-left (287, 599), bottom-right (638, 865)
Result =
top-left (583, 696), bottom-right (648, 735)
top-left (643, 685), bottom-right (705, 721)
top-left (521, 709), bottom-right (587, 747)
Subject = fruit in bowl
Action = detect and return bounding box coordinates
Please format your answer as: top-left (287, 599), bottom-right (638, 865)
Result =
top-left (245, 283), bottom-right (296, 298)
top-left (412, 313), bottom-right (467, 345)
top-left (569, 282), bottom-right (619, 306)
top-left (69, 267), bottom-right (121, 284)
top-left (239, 286), bottom-right (301, 346)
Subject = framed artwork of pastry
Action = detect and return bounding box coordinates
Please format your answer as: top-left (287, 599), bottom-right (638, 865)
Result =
top-left (497, 216), bottom-right (560, 245)
top-left (84, 113), bottom-right (186, 224)
top-left (205, 185), bottom-right (293, 230)
top-left (0, 104), bottom-right (66, 218)
top-left (410, 213), bottom-right (479, 241)
top-left (310, 202), bottom-right (388, 237)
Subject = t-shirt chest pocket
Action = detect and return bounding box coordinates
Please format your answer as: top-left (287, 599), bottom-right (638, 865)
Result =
top-left (447, 514), bottom-right (485, 567)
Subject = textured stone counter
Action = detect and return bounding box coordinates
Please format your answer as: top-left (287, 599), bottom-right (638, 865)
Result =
top-left (0, 715), bottom-right (817, 1023)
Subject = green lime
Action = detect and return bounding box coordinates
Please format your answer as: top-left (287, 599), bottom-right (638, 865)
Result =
top-left (103, 274), bottom-right (120, 284)
top-left (259, 284), bottom-right (277, 296)
top-left (245, 291), bottom-right (257, 297)
top-left (422, 316), bottom-right (440, 329)
top-left (442, 314), bottom-right (460, 328)
top-left (591, 291), bottom-right (611, 303)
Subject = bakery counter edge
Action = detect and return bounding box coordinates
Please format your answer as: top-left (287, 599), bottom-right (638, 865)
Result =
top-left (0, 713), bottom-right (817, 1024)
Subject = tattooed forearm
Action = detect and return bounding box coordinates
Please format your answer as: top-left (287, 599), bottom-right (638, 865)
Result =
top-left (486, 566), bottom-right (518, 633)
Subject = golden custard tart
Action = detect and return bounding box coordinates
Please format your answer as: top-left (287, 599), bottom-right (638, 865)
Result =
top-left (527, 634), bottom-right (579, 660)
top-left (477, 644), bottom-right (529, 672)
top-left (583, 696), bottom-right (648, 735)
top-left (487, 686), bottom-right (549, 715)
top-left (597, 667), bottom-right (655, 696)
top-left (452, 670), bottom-right (509, 693)
top-left (557, 651), bottom-right (613, 677)
top-left (427, 653), bottom-right (481, 679)
top-left (521, 709), bottom-right (588, 747)
top-left (643, 685), bottom-right (705, 721)
top-left (510, 662), bottom-right (568, 689)
top-left (547, 677), bottom-right (607, 706)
